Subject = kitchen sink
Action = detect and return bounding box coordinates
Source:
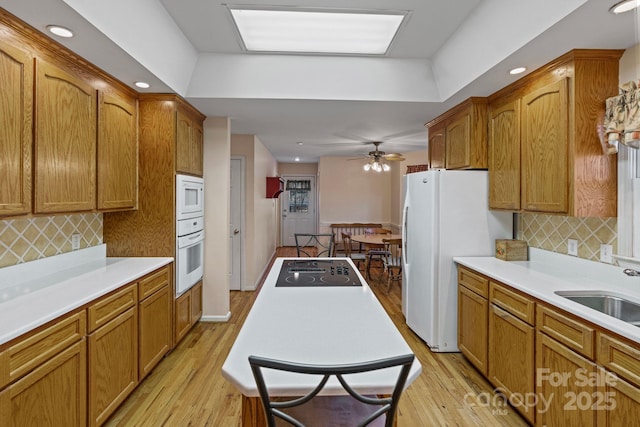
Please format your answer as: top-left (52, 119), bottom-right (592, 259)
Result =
top-left (554, 291), bottom-right (640, 327)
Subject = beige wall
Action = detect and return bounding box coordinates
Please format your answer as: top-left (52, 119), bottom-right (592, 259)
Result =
top-left (203, 117), bottom-right (231, 319)
top-left (278, 162), bottom-right (318, 175)
top-left (231, 134), bottom-right (278, 290)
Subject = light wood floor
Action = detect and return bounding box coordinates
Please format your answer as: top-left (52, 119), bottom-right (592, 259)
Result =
top-left (106, 248), bottom-right (528, 426)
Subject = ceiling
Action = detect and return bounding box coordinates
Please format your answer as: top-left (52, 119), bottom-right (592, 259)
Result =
top-left (0, 0), bottom-right (638, 162)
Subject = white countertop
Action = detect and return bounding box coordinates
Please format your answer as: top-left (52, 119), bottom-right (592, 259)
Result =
top-left (222, 257), bottom-right (422, 397)
top-left (454, 248), bottom-right (640, 343)
top-left (0, 244), bottom-right (173, 346)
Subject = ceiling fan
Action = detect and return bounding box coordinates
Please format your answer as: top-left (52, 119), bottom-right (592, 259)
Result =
top-left (349, 141), bottom-right (406, 172)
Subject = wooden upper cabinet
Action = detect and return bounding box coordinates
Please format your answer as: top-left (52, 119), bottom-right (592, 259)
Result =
top-left (426, 97), bottom-right (488, 170)
top-left (98, 90), bottom-right (138, 210)
top-left (428, 123), bottom-right (445, 170)
top-left (176, 108), bottom-right (203, 177)
top-left (489, 99), bottom-right (521, 210)
top-left (34, 59), bottom-right (97, 213)
top-left (488, 49), bottom-right (622, 217)
top-left (0, 41), bottom-right (33, 217)
top-left (521, 79), bottom-right (569, 213)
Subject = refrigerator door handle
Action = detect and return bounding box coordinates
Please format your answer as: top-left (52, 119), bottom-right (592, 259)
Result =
top-left (402, 205), bottom-right (409, 264)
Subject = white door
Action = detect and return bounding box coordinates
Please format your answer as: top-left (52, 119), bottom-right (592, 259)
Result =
top-left (229, 158), bottom-right (243, 290)
top-left (281, 176), bottom-right (316, 246)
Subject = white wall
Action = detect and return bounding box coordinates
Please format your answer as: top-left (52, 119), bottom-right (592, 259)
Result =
top-left (391, 150), bottom-right (429, 230)
top-left (203, 117), bottom-right (231, 320)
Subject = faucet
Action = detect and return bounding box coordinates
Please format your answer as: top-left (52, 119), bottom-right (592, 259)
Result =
top-left (623, 268), bottom-right (640, 277)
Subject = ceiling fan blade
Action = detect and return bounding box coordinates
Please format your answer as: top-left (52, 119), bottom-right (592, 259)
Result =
top-left (384, 157), bottom-right (406, 161)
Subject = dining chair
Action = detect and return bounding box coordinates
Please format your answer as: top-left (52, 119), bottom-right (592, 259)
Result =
top-left (364, 228), bottom-right (392, 281)
top-left (248, 353), bottom-right (415, 427)
top-left (341, 232), bottom-right (367, 271)
top-left (382, 238), bottom-right (403, 292)
top-left (294, 233), bottom-right (335, 257)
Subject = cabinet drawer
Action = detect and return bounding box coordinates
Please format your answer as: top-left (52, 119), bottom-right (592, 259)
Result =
top-left (4, 310), bottom-right (86, 387)
top-left (458, 266), bottom-right (488, 298)
top-left (537, 304), bottom-right (595, 359)
top-left (139, 266), bottom-right (170, 300)
top-left (88, 283), bottom-right (137, 332)
top-left (597, 332), bottom-right (640, 387)
top-left (490, 281), bottom-right (535, 325)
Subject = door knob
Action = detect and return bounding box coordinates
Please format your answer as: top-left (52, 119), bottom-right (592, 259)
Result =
top-left (234, 229), bottom-right (240, 234)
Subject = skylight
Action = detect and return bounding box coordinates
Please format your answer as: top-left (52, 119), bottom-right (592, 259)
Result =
top-left (227, 6), bottom-right (408, 55)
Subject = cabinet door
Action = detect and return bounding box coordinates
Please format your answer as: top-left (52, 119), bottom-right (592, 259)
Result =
top-left (192, 123), bottom-right (204, 177)
top-left (458, 285), bottom-right (488, 375)
top-left (191, 280), bottom-right (203, 325)
top-left (176, 109), bottom-right (193, 174)
top-left (175, 289), bottom-right (192, 344)
top-left (536, 331), bottom-right (597, 427)
top-left (428, 125), bottom-right (445, 170)
top-left (445, 114), bottom-right (471, 169)
top-left (1, 340), bottom-right (86, 427)
top-left (139, 284), bottom-right (171, 379)
top-left (98, 90), bottom-right (138, 210)
top-left (597, 367), bottom-right (640, 426)
top-left (488, 305), bottom-right (535, 424)
top-left (0, 42), bottom-right (32, 216)
top-left (521, 78), bottom-right (569, 213)
top-left (88, 307), bottom-right (138, 427)
top-left (35, 59), bottom-right (97, 213)
top-left (489, 99), bottom-right (521, 210)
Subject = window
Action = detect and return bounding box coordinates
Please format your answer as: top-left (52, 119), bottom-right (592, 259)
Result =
top-left (286, 180), bottom-right (311, 213)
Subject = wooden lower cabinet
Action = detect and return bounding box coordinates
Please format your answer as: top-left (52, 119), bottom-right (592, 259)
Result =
top-left (175, 281), bottom-right (203, 344)
top-left (88, 307), bottom-right (139, 427)
top-left (536, 331), bottom-right (597, 427)
top-left (458, 284), bottom-right (488, 375)
top-left (0, 340), bottom-right (86, 426)
top-left (488, 305), bottom-right (535, 424)
top-left (597, 367), bottom-right (640, 426)
top-left (139, 284), bottom-right (171, 380)
top-left (191, 281), bottom-right (203, 325)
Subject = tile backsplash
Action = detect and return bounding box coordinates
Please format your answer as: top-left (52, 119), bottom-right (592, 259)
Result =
top-left (0, 214), bottom-right (103, 268)
top-left (518, 213), bottom-right (617, 262)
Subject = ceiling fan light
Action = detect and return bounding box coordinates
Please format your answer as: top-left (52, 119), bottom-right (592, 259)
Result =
top-left (364, 163), bottom-right (371, 171)
top-left (382, 163), bottom-right (391, 171)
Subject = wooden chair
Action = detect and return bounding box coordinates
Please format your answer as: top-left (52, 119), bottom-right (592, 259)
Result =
top-left (382, 238), bottom-right (403, 292)
top-left (295, 233), bottom-right (335, 257)
top-left (248, 353), bottom-right (415, 427)
top-left (364, 228), bottom-right (392, 281)
top-left (341, 232), bottom-right (366, 271)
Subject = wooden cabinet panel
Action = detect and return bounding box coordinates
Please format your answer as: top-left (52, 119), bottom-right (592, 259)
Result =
top-left (176, 109), bottom-right (193, 174)
top-left (488, 99), bottom-right (520, 210)
top-left (139, 284), bottom-right (171, 380)
top-left (458, 266), bottom-right (489, 298)
top-left (175, 289), bottom-right (192, 344)
top-left (139, 266), bottom-right (170, 300)
top-left (537, 304), bottom-right (595, 359)
top-left (428, 124), bottom-right (445, 170)
top-left (488, 305), bottom-right (535, 424)
top-left (192, 124), bottom-right (204, 177)
top-left (98, 90), bottom-right (138, 210)
top-left (0, 41), bottom-right (32, 217)
top-left (34, 59), bottom-right (97, 213)
top-left (446, 114), bottom-right (471, 169)
top-left (458, 284), bottom-right (488, 375)
top-left (88, 307), bottom-right (138, 427)
top-left (597, 367), bottom-right (640, 427)
top-left (597, 332), bottom-right (640, 387)
top-left (6, 311), bottom-right (85, 387)
top-left (191, 280), bottom-right (203, 325)
top-left (88, 283), bottom-right (137, 332)
top-left (2, 339), bottom-right (86, 427)
top-left (536, 331), bottom-right (597, 427)
top-left (490, 281), bottom-right (535, 325)
top-left (521, 78), bottom-right (569, 213)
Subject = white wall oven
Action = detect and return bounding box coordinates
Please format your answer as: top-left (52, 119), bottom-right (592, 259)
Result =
top-left (176, 174), bottom-right (205, 296)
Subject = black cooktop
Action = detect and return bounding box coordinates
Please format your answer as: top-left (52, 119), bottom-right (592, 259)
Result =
top-left (275, 259), bottom-right (363, 287)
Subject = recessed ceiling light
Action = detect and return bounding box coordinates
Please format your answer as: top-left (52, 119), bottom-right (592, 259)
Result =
top-left (227, 6), bottom-right (408, 55)
top-left (134, 81), bottom-right (150, 89)
top-left (610, 0), bottom-right (640, 14)
top-left (294, 157), bottom-right (301, 162)
top-left (47, 25), bottom-right (73, 38)
top-left (297, 141), bottom-right (304, 146)
top-left (509, 67), bottom-right (527, 75)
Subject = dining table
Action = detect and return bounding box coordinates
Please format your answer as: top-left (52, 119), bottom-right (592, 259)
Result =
top-left (350, 233), bottom-right (402, 246)
top-left (221, 257), bottom-right (421, 426)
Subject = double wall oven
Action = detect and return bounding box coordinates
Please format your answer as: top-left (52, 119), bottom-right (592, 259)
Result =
top-left (176, 174), bottom-right (204, 296)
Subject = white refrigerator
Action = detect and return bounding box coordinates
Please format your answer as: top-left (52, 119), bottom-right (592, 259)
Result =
top-left (401, 170), bottom-right (512, 352)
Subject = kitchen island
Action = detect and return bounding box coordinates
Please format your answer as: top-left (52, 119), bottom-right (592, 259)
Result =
top-left (222, 257), bottom-right (422, 426)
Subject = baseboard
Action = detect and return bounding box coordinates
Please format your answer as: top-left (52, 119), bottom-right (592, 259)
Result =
top-left (200, 312), bottom-right (231, 322)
